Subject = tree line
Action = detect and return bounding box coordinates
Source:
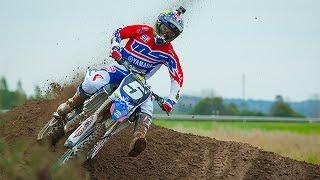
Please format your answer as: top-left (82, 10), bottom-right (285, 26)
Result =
top-left (192, 95), bottom-right (304, 117)
top-left (0, 76), bottom-right (41, 110)
top-left (0, 75), bottom-right (308, 118)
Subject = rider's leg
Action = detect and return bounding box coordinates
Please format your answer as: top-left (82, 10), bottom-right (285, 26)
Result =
top-left (50, 67), bottom-right (125, 146)
top-left (128, 96), bottom-right (153, 157)
top-left (54, 91), bottom-right (87, 120)
top-left (54, 68), bottom-right (116, 120)
top-left (49, 89), bottom-right (87, 147)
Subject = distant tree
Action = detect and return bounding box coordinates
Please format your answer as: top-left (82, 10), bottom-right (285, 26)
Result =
top-left (0, 76), bottom-right (8, 90)
top-left (192, 97), bottom-right (214, 115)
top-left (193, 96), bottom-right (265, 116)
top-left (14, 80), bottom-right (27, 106)
top-left (275, 95), bottom-right (284, 103)
top-left (211, 97), bottom-right (226, 115)
top-left (192, 96), bottom-right (226, 115)
top-left (16, 80), bottom-right (24, 94)
top-left (239, 109), bottom-right (265, 116)
top-left (270, 95), bottom-right (303, 117)
top-left (32, 85), bottom-right (42, 99)
top-left (0, 90), bottom-right (15, 109)
top-left (0, 77), bottom-right (27, 109)
top-left (226, 103), bottom-right (239, 115)
top-left (0, 77), bottom-right (10, 109)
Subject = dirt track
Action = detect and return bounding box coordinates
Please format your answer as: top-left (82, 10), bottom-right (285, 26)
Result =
top-left (1, 89), bottom-right (320, 179)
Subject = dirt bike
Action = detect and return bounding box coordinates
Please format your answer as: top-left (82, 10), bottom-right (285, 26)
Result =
top-left (37, 60), bottom-right (168, 166)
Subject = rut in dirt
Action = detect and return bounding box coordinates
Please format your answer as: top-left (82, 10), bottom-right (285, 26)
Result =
top-left (1, 92), bottom-right (320, 179)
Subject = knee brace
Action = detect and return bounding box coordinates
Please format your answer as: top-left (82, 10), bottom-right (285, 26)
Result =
top-left (134, 113), bottom-right (152, 132)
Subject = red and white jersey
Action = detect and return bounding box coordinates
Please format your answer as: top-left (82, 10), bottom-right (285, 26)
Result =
top-left (111, 24), bottom-right (183, 104)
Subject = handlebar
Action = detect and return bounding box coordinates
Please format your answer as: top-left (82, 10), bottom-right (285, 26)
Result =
top-left (116, 58), bottom-right (170, 116)
top-left (152, 92), bottom-right (170, 116)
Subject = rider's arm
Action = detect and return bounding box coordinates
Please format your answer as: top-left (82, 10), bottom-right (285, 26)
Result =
top-left (165, 48), bottom-right (184, 107)
top-left (111, 24), bottom-right (152, 48)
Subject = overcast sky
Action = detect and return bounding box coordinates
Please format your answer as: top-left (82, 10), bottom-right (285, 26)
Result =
top-left (0, 0), bottom-right (319, 101)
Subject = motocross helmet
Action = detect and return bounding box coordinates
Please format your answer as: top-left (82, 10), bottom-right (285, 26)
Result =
top-left (154, 6), bottom-right (186, 45)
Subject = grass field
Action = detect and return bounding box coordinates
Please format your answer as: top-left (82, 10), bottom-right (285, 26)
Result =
top-left (154, 120), bottom-right (320, 135)
top-left (154, 119), bottom-right (320, 164)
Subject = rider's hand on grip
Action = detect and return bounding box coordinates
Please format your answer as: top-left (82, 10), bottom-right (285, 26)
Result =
top-left (111, 46), bottom-right (122, 61)
top-left (162, 100), bottom-right (173, 113)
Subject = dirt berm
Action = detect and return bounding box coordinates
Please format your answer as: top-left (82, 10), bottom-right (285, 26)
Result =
top-left (0, 88), bottom-right (319, 179)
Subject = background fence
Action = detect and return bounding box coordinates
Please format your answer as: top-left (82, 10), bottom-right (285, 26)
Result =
top-left (0, 109), bottom-right (9, 114)
top-left (153, 114), bottom-right (320, 123)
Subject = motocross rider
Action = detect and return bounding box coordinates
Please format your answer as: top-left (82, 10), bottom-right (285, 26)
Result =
top-left (51, 7), bottom-right (186, 157)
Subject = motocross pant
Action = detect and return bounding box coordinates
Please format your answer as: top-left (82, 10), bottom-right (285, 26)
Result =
top-left (81, 63), bottom-right (154, 155)
top-left (79, 63), bottom-right (154, 118)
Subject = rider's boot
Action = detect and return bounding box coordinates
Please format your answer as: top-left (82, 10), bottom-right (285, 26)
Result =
top-left (49, 92), bottom-right (86, 146)
top-left (55, 92), bottom-right (86, 119)
top-left (128, 113), bottom-right (152, 157)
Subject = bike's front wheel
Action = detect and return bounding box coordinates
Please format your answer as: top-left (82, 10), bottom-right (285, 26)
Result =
top-left (56, 123), bottom-right (106, 166)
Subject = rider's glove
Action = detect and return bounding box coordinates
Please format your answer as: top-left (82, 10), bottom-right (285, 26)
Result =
top-left (162, 99), bottom-right (174, 113)
top-left (111, 46), bottom-right (122, 61)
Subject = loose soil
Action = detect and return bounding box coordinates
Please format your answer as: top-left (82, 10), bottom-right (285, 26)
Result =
top-left (0, 86), bottom-right (319, 179)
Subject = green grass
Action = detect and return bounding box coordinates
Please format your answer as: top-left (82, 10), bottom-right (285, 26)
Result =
top-left (0, 138), bottom-right (88, 179)
top-left (305, 153), bottom-right (320, 164)
top-left (154, 119), bottom-right (320, 135)
top-left (154, 119), bottom-right (320, 164)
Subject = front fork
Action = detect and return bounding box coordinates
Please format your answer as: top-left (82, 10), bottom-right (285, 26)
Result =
top-left (88, 118), bottom-right (132, 159)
